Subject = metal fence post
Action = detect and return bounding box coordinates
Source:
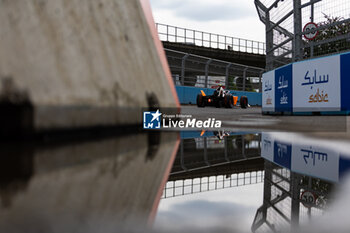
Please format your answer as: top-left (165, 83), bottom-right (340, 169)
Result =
top-left (266, 11), bottom-right (274, 71)
top-left (310, 0), bottom-right (315, 58)
top-left (166, 24), bottom-right (169, 41)
top-left (205, 59), bottom-right (212, 88)
top-left (241, 135), bottom-right (246, 158)
top-left (209, 33), bottom-right (212, 47)
top-left (202, 31), bottom-right (204, 46)
top-left (224, 137), bottom-right (229, 162)
top-left (225, 63), bottom-right (233, 88)
top-left (293, 0), bottom-right (302, 61)
top-left (193, 29), bottom-right (195, 44)
top-left (204, 137), bottom-right (209, 166)
top-left (175, 26), bottom-right (177, 43)
top-left (259, 70), bottom-right (264, 93)
top-left (291, 172), bottom-right (301, 231)
top-left (243, 67), bottom-right (248, 91)
top-left (180, 139), bottom-right (187, 171)
top-left (262, 161), bottom-right (272, 226)
top-left (217, 34), bottom-right (219, 49)
top-left (181, 54), bottom-right (190, 86)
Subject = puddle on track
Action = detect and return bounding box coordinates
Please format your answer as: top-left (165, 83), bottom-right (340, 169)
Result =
top-left (155, 130), bottom-right (350, 233)
top-left (1, 130), bottom-right (350, 233)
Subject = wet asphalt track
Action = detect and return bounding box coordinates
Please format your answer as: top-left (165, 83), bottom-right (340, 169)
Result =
top-left (180, 105), bottom-right (350, 133)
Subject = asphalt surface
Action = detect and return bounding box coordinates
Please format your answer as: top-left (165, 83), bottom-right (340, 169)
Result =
top-left (181, 105), bottom-right (350, 134)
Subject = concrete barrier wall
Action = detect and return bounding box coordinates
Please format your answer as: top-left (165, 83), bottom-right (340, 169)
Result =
top-left (0, 0), bottom-right (178, 133)
top-left (176, 86), bottom-right (262, 106)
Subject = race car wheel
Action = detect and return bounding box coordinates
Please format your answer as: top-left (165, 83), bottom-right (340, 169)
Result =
top-left (197, 94), bottom-right (205, 107)
top-left (224, 95), bottom-right (233, 108)
top-left (240, 96), bottom-right (248, 109)
top-left (215, 99), bottom-right (223, 108)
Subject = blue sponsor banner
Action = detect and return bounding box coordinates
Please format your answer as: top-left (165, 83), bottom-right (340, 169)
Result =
top-left (275, 64), bottom-right (293, 112)
top-left (262, 71), bottom-right (275, 112)
top-left (339, 155), bottom-right (350, 180)
top-left (273, 141), bottom-right (292, 169)
top-left (341, 52), bottom-right (350, 111)
top-left (293, 55), bottom-right (340, 112)
top-left (262, 51), bottom-right (350, 114)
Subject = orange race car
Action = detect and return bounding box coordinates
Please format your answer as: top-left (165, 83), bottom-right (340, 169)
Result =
top-left (196, 87), bottom-right (248, 109)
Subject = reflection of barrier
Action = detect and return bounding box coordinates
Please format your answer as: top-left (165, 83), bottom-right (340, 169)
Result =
top-left (172, 134), bottom-right (262, 174)
top-left (252, 161), bottom-right (330, 233)
top-left (162, 171), bottom-right (264, 199)
top-left (164, 134), bottom-right (263, 198)
top-left (261, 132), bottom-right (350, 182)
top-left (262, 51), bottom-right (350, 114)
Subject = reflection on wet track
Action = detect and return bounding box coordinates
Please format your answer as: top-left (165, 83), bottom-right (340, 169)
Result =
top-left (0, 132), bottom-right (179, 232)
top-left (157, 131), bottom-right (350, 233)
top-left (2, 130), bottom-right (350, 233)
top-left (162, 132), bottom-right (264, 198)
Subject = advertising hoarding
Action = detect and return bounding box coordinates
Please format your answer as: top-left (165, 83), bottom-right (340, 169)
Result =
top-left (262, 70), bottom-right (275, 112)
top-left (293, 56), bottom-right (341, 112)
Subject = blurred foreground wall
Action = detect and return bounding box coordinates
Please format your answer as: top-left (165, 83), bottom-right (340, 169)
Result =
top-left (0, 0), bottom-right (179, 134)
top-left (0, 132), bottom-right (179, 231)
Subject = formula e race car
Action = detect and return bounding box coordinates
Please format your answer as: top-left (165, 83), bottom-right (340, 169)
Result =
top-left (196, 88), bottom-right (248, 109)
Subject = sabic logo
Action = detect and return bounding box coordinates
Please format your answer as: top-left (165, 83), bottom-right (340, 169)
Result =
top-left (266, 96), bottom-right (272, 105)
